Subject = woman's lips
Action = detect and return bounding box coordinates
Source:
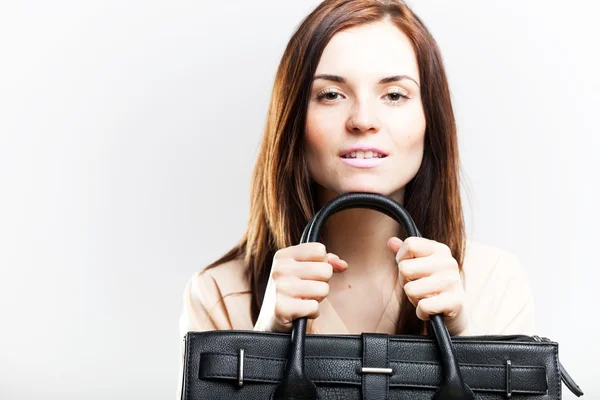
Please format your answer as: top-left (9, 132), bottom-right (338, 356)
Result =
top-left (340, 156), bottom-right (387, 168)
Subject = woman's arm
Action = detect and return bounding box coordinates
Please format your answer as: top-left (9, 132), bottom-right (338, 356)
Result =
top-left (176, 273), bottom-right (221, 400)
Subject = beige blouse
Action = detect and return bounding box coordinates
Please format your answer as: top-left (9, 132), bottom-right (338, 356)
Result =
top-left (176, 240), bottom-right (537, 398)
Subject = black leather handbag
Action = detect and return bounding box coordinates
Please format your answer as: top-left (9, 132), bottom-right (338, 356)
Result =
top-left (181, 193), bottom-right (583, 399)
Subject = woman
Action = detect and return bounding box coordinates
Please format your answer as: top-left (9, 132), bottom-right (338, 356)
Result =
top-left (178, 0), bottom-right (536, 395)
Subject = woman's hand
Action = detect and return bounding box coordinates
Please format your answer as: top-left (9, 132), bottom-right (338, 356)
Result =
top-left (387, 236), bottom-right (472, 336)
top-left (254, 243), bottom-right (348, 333)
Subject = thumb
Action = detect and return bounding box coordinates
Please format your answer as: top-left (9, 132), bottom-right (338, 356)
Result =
top-left (327, 253), bottom-right (348, 273)
top-left (387, 237), bottom-right (403, 256)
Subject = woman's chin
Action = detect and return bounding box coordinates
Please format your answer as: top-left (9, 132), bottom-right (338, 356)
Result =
top-left (337, 183), bottom-right (392, 196)
top-left (315, 182), bottom-right (404, 204)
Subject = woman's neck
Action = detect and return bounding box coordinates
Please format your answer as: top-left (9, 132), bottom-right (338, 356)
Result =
top-left (315, 188), bottom-right (406, 289)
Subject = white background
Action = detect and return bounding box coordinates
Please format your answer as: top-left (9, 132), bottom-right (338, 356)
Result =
top-left (1, 0), bottom-right (598, 399)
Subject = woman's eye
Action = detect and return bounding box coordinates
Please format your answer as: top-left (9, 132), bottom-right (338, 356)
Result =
top-left (316, 89), bottom-right (343, 102)
top-left (316, 88), bottom-right (410, 104)
top-left (385, 90), bottom-right (410, 103)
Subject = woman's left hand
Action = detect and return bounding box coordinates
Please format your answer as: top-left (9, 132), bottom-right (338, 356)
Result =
top-left (387, 236), bottom-right (472, 336)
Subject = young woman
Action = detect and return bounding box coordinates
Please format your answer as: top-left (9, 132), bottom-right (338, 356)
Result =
top-left (178, 0), bottom-right (536, 395)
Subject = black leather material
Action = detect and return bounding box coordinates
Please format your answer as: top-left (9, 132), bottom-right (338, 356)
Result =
top-left (197, 349), bottom-right (548, 393)
top-left (184, 331), bottom-right (578, 399)
top-left (361, 333), bottom-right (390, 400)
top-left (280, 193), bottom-right (473, 400)
top-left (181, 193), bottom-right (583, 399)
top-left (269, 319), bottom-right (318, 400)
top-left (429, 312), bottom-right (475, 400)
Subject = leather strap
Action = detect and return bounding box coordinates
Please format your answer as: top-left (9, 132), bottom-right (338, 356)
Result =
top-left (361, 333), bottom-right (390, 399)
top-left (275, 193), bottom-right (474, 399)
top-left (199, 352), bottom-right (548, 394)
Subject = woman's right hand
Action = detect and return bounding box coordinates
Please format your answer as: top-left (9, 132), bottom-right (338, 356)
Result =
top-left (254, 243), bottom-right (348, 333)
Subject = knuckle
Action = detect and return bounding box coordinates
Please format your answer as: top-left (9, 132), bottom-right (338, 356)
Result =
top-left (276, 277), bottom-right (295, 295)
top-left (398, 260), bottom-right (411, 276)
top-left (291, 299), bottom-right (315, 320)
top-left (272, 263), bottom-right (292, 280)
top-left (404, 237), bottom-right (417, 249)
top-left (306, 299), bottom-right (320, 318)
top-left (322, 263), bottom-right (334, 279)
top-left (273, 247), bottom-right (289, 260)
top-left (312, 243), bottom-right (327, 256)
top-left (270, 264), bottom-right (285, 279)
top-left (418, 297), bottom-right (431, 313)
top-left (317, 281), bottom-right (330, 298)
top-left (308, 281), bottom-right (327, 301)
top-left (274, 301), bottom-right (289, 322)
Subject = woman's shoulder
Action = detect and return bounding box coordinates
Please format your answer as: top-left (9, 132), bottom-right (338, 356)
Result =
top-left (185, 257), bottom-right (251, 306)
top-left (461, 239), bottom-right (530, 290)
top-left (180, 257), bottom-right (253, 334)
top-left (461, 240), bottom-right (537, 335)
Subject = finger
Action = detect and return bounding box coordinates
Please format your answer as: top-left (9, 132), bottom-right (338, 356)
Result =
top-left (387, 237), bottom-right (403, 255)
top-left (292, 261), bottom-right (334, 281)
top-left (277, 277), bottom-right (330, 301)
top-left (276, 242), bottom-right (328, 262)
top-left (327, 253), bottom-right (348, 273)
top-left (395, 237), bottom-right (449, 264)
top-left (398, 257), bottom-right (457, 282)
top-left (275, 297), bottom-right (320, 325)
top-left (403, 274), bottom-right (457, 305)
top-left (415, 292), bottom-right (463, 321)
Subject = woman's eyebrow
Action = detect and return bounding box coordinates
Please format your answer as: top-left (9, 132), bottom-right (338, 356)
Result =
top-left (312, 74), bottom-right (420, 87)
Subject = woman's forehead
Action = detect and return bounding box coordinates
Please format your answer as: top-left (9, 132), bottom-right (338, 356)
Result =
top-left (315, 21), bottom-right (420, 84)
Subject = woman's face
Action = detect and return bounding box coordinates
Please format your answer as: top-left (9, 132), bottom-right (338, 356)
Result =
top-left (305, 21), bottom-right (426, 203)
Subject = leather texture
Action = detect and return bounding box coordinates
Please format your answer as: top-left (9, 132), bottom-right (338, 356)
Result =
top-left (361, 333), bottom-right (389, 400)
top-left (181, 193), bottom-right (583, 399)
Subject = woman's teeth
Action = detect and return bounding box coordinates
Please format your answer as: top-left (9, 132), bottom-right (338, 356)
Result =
top-left (343, 151), bottom-right (385, 159)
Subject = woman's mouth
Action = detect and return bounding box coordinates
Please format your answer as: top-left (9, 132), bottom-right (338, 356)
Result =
top-left (341, 151), bottom-right (386, 159)
top-left (340, 151), bottom-right (388, 168)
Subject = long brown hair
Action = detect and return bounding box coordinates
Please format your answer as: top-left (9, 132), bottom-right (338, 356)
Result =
top-left (204, 0), bottom-right (465, 335)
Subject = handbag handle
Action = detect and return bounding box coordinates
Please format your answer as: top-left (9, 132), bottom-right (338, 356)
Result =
top-left (272, 192), bottom-right (474, 400)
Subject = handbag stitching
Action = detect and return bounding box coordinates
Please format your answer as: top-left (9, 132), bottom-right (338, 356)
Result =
top-left (394, 360), bottom-right (546, 371)
top-left (385, 335), bottom-right (389, 399)
top-left (201, 351), bottom-right (548, 371)
top-left (387, 382), bottom-right (547, 394)
top-left (198, 352), bottom-right (548, 393)
top-left (197, 373), bottom-right (548, 394)
top-left (198, 351), bottom-right (285, 362)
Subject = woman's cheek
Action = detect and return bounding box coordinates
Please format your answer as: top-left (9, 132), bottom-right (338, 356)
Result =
top-left (304, 118), bottom-right (334, 183)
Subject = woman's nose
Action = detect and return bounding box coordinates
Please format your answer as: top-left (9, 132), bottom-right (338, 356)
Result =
top-left (345, 100), bottom-right (381, 134)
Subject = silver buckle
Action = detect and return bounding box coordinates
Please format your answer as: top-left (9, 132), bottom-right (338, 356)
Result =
top-left (360, 367), bottom-right (393, 374)
top-left (505, 359), bottom-right (512, 398)
top-left (238, 349), bottom-right (245, 387)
